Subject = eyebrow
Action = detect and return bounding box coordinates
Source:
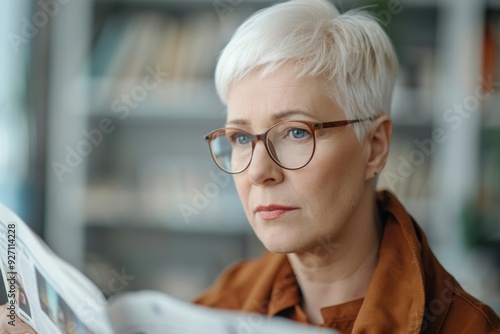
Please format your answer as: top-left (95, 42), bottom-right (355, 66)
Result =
top-left (225, 109), bottom-right (313, 127)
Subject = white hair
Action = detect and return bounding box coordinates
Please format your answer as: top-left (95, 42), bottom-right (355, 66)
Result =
top-left (215, 0), bottom-right (398, 140)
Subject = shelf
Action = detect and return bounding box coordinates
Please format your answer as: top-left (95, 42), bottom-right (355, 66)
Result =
top-left (85, 221), bottom-right (252, 234)
top-left (87, 78), bottom-right (226, 120)
top-left (84, 172), bottom-right (251, 234)
top-left (86, 219), bottom-right (253, 235)
top-left (84, 77), bottom-right (435, 125)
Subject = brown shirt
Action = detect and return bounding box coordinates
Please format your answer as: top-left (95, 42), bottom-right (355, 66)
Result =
top-left (194, 191), bottom-right (500, 333)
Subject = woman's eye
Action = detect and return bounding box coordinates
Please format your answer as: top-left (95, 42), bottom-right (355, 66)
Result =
top-left (234, 134), bottom-right (251, 145)
top-left (288, 128), bottom-right (309, 139)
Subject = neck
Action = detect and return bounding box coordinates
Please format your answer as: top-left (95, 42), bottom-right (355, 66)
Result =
top-left (287, 189), bottom-right (382, 324)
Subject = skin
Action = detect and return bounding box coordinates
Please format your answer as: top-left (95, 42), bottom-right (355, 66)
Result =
top-left (226, 66), bottom-right (392, 324)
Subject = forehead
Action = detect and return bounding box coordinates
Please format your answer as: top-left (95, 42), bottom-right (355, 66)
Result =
top-left (226, 68), bottom-right (344, 127)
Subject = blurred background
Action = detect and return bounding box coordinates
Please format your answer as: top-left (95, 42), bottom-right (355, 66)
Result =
top-left (0, 0), bottom-right (499, 312)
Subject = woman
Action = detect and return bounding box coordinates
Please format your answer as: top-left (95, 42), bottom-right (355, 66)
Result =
top-left (1, 0), bottom-right (498, 333)
top-left (193, 0), bottom-right (499, 333)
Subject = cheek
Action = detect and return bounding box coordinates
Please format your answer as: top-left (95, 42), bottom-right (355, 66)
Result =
top-left (233, 176), bottom-right (251, 212)
top-left (312, 144), bottom-right (358, 180)
top-left (323, 134), bottom-right (365, 177)
top-left (303, 142), bottom-right (365, 207)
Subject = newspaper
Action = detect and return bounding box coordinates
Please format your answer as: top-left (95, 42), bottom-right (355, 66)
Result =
top-left (0, 202), bottom-right (337, 334)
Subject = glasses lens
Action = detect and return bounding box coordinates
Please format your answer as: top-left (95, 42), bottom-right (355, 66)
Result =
top-left (208, 121), bottom-right (315, 173)
top-left (267, 121), bottom-right (314, 169)
top-left (210, 128), bottom-right (253, 173)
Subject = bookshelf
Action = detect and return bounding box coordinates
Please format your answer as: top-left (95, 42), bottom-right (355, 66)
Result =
top-left (41, 0), bottom-right (499, 307)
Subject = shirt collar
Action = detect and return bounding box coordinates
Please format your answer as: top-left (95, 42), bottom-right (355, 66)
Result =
top-left (267, 258), bottom-right (300, 316)
top-left (265, 191), bottom-right (429, 333)
top-left (353, 190), bottom-right (426, 333)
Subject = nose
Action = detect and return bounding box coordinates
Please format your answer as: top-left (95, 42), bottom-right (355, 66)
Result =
top-left (246, 141), bottom-right (284, 186)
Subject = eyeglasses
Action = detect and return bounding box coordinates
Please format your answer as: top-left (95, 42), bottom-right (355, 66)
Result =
top-left (204, 118), bottom-right (372, 174)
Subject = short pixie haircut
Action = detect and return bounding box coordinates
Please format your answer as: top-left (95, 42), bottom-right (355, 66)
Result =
top-left (215, 0), bottom-right (398, 140)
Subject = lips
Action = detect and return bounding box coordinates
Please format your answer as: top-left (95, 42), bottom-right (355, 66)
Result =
top-left (254, 205), bottom-right (297, 220)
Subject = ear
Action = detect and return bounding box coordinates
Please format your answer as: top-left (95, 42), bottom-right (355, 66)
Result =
top-left (364, 115), bottom-right (392, 180)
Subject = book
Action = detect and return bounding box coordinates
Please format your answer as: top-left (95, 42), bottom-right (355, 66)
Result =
top-left (0, 202), bottom-right (336, 334)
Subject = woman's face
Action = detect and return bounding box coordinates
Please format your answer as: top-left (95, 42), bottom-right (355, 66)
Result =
top-left (226, 67), bottom-right (372, 254)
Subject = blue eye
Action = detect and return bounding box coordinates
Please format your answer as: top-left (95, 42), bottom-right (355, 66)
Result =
top-left (235, 134), bottom-right (250, 145)
top-left (289, 128), bottom-right (307, 139)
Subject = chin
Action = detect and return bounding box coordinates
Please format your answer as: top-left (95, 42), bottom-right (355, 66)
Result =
top-left (262, 242), bottom-right (296, 254)
top-left (254, 226), bottom-right (314, 254)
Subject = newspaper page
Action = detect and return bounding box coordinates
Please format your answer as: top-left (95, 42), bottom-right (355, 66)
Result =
top-left (0, 202), bottom-right (114, 334)
top-left (107, 290), bottom-right (338, 334)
